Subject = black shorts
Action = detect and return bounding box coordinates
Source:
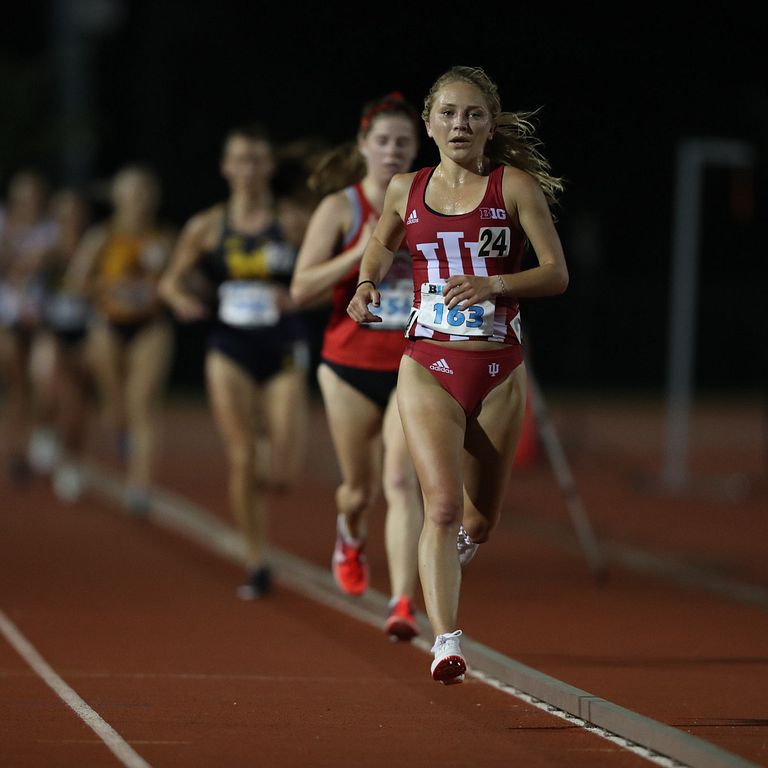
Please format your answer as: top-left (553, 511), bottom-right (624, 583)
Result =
top-left (322, 359), bottom-right (398, 411)
top-left (208, 318), bottom-right (308, 386)
top-left (106, 317), bottom-right (165, 344)
top-left (52, 327), bottom-right (88, 347)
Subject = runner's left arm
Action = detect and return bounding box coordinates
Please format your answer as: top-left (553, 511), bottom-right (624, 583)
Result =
top-left (347, 173), bottom-right (412, 324)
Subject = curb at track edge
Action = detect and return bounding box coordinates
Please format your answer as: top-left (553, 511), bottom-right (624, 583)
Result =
top-left (83, 463), bottom-right (760, 768)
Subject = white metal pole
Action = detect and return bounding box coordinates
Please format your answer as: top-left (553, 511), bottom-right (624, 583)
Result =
top-left (663, 139), bottom-right (754, 491)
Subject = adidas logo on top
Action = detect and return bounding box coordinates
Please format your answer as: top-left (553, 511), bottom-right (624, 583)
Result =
top-left (429, 358), bottom-right (453, 375)
top-left (406, 209), bottom-right (419, 225)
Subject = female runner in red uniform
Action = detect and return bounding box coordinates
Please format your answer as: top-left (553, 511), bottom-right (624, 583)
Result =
top-left (347, 67), bottom-right (568, 681)
top-left (291, 94), bottom-right (423, 639)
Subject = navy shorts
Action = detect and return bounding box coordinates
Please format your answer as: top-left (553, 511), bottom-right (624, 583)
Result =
top-left (208, 317), bottom-right (307, 385)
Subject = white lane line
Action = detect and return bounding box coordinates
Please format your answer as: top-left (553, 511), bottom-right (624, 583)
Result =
top-left (84, 464), bottom-right (760, 768)
top-left (470, 670), bottom-right (687, 768)
top-left (0, 611), bottom-right (151, 768)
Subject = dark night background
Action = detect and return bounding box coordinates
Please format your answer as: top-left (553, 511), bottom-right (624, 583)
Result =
top-left (2, 1), bottom-right (765, 396)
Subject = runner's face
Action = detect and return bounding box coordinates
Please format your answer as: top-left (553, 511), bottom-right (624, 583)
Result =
top-left (111, 170), bottom-right (159, 217)
top-left (9, 174), bottom-right (47, 216)
top-left (425, 81), bottom-right (494, 165)
top-left (221, 136), bottom-right (274, 193)
top-left (359, 115), bottom-right (417, 184)
top-left (53, 192), bottom-right (89, 233)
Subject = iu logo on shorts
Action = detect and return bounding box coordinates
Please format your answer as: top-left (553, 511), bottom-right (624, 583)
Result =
top-left (488, 362), bottom-right (500, 377)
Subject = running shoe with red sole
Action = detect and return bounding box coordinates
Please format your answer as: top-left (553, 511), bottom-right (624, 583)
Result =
top-left (332, 514), bottom-right (369, 596)
top-left (385, 596), bottom-right (418, 642)
top-left (431, 629), bottom-right (466, 685)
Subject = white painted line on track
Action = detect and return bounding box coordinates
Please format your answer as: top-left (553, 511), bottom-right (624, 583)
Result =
top-left (84, 463), bottom-right (761, 768)
top-left (0, 610), bottom-right (152, 768)
top-left (471, 669), bottom-right (686, 768)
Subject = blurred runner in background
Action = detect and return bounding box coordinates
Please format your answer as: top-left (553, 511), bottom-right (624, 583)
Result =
top-left (160, 125), bottom-right (309, 599)
top-left (291, 93), bottom-right (423, 640)
top-left (68, 165), bottom-right (175, 515)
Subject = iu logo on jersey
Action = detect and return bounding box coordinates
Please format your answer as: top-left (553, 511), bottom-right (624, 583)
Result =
top-left (488, 362), bottom-right (500, 377)
top-left (416, 229), bottom-right (510, 262)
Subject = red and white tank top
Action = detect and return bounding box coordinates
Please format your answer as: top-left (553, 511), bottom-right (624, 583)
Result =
top-left (403, 164), bottom-right (524, 346)
top-left (321, 184), bottom-right (409, 371)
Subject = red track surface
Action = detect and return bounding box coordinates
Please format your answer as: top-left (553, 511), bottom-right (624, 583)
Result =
top-left (1, 396), bottom-right (766, 767)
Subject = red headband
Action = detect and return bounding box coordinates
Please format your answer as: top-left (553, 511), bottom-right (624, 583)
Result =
top-left (359, 92), bottom-right (406, 132)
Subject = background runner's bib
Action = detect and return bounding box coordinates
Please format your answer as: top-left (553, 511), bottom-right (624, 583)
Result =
top-left (46, 294), bottom-right (91, 331)
top-left (102, 279), bottom-right (156, 314)
top-left (0, 285), bottom-right (21, 325)
top-left (218, 280), bottom-right (279, 328)
top-left (416, 282), bottom-right (495, 337)
top-left (367, 279), bottom-right (412, 330)
top-left (0, 282), bottom-right (46, 326)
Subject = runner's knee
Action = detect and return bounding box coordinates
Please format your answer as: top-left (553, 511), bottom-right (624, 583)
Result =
top-left (226, 440), bottom-right (255, 472)
top-left (337, 483), bottom-right (374, 516)
top-left (383, 465), bottom-right (418, 501)
top-left (425, 496), bottom-right (462, 528)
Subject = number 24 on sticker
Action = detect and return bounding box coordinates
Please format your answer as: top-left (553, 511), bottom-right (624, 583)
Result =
top-left (478, 227), bottom-right (510, 258)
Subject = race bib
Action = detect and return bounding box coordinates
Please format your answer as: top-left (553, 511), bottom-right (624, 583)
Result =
top-left (417, 282), bottom-right (495, 336)
top-left (0, 282), bottom-right (46, 325)
top-left (0, 285), bottom-right (21, 325)
top-left (218, 281), bottom-right (279, 328)
top-left (46, 294), bottom-right (91, 331)
top-left (105, 280), bottom-right (155, 311)
top-left (367, 279), bottom-right (412, 330)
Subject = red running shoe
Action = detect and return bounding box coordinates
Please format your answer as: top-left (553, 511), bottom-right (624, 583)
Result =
top-left (385, 596), bottom-right (419, 642)
top-left (332, 514), bottom-right (369, 596)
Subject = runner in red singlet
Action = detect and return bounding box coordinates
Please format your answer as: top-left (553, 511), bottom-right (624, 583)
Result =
top-left (291, 94), bottom-right (423, 640)
top-left (347, 67), bottom-right (568, 682)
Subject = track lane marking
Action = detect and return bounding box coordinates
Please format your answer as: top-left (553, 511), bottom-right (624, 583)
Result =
top-left (83, 463), bottom-right (761, 768)
top-left (0, 611), bottom-right (152, 768)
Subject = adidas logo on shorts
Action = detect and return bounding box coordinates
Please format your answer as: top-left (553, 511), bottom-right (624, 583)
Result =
top-left (406, 209), bottom-right (419, 225)
top-left (429, 358), bottom-right (453, 375)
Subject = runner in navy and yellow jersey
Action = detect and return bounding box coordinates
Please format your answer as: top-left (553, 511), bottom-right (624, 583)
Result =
top-left (348, 67), bottom-right (568, 681)
top-left (160, 125), bottom-right (309, 599)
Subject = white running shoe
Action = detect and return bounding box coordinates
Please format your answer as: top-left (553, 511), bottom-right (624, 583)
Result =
top-left (53, 464), bottom-right (83, 503)
top-left (457, 525), bottom-right (479, 567)
top-left (430, 629), bottom-right (466, 685)
top-left (28, 429), bottom-right (59, 474)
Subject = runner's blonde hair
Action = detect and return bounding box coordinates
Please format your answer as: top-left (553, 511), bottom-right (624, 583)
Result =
top-left (423, 66), bottom-right (563, 206)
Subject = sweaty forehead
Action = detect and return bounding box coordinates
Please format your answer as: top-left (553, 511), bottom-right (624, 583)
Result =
top-left (433, 81), bottom-right (488, 109)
